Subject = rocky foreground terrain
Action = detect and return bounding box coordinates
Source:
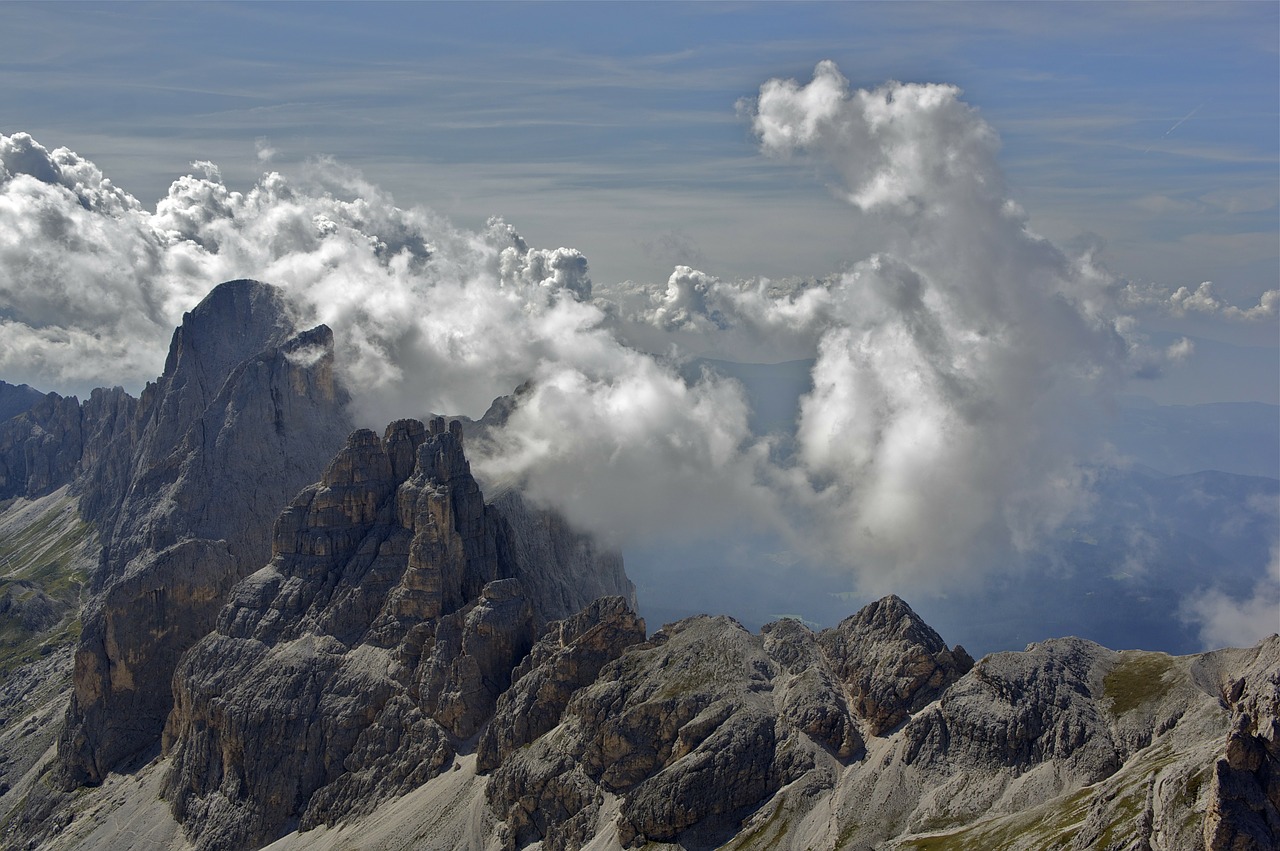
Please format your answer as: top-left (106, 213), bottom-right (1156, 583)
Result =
top-left (0, 280), bottom-right (1274, 850)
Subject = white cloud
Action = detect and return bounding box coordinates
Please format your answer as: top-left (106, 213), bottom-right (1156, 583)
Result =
top-left (624, 268), bottom-right (836, 365)
top-left (1182, 546), bottom-right (1280, 650)
top-left (738, 63), bottom-right (1139, 587)
top-left (1118, 279), bottom-right (1279, 322)
top-left (0, 65), bottom-right (1272, 601)
top-left (255, 137), bottom-right (278, 164)
top-left (1165, 337), bottom-right (1195, 362)
top-left (649, 266), bottom-right (721, 332)
top-left (472, 348), bottom-right (779, 548)
top-left (0, 131), bottom-right (785, 552)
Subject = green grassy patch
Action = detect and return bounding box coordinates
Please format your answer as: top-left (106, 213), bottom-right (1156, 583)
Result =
top-left (0, 496), bottom-right (94, 681)
top-left (0, 616), bottom-right (81, 677)
top-left (721, 801), bottom-right (789, 851)
top-left (1096, 788), bottom-right (1145, 849)
top-left (0, 502), bottom-right (92, 589)
top-left (1179, 765), bottom-right (1210, 831)
top-left (1103, 653), bottom-right (1175, 717)
top-left (833, 819), bottom-right (861, 849)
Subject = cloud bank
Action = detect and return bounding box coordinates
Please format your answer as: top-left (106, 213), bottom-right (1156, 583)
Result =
top-left (0, 62), bottom-right (1274, 606)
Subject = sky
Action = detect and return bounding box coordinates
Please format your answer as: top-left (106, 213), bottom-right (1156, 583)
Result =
top-left (0, 2), bottom-right (1277, 652)
top-left (4, 3), bottom-right (1277, 318)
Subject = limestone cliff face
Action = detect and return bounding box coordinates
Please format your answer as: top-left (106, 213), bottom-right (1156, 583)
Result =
top-left (89, 279), bottom-right (326, 575)
top-left (0, 385), bottom-right (138, 503)
top-left (56, 279), bottom-right (353, 787)
top-left (161, 418), bottom-right (632, 851)
top-left (488, 488), bottom-right (634, 628)
top-left (476, 595), bottom-right (647, 774)
top-left (478, 609), bottom-right (1279, 851)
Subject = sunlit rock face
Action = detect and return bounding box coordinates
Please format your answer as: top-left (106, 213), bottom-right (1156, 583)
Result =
top-left (816, 593), bottom-right (974, 736)
top-left (4, 398), bottom-right (1277, 851)
top-left (480, 621), bottom-right (1277, 851)
top-left (1202, 643), bottom-right (1280, 851)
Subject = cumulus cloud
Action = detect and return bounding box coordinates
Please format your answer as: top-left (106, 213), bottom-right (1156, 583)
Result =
top-left (0, 130), bottom-right (783, 550)
top-left (473, 349), bottom-right (779, 547)
top-left (735, 63), bottom-right (1143, 586)
top-left (618, 267), bottom-right (836, 365)
top-left (1119, 278), bottom-right (1279, 321)
top-left (752, 61), bottom-right (1001, 216)
top-left (0, 133), bottom-right (193, 391)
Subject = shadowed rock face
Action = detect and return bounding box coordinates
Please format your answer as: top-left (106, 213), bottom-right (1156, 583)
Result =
top-left (0, 384), bottom-right (140, 505)
top-left (0, 392), bottom-right (85, 500)
top-left (18, 278), bottom-right (630, 797)
top-left (161, 418), bottom-right (633, 851)
top-left (1202, 642), bottom-right (1280, 851)
top-left (0, 380), bottom-right (43, 424)
top-left (56, 279), bottom-right (354, 788)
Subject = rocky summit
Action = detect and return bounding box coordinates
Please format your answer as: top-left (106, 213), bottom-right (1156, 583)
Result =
top-left (0, 280), bottom-right (1274, 851)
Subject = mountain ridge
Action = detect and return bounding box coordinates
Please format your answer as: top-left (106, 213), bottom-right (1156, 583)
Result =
top-left (0, 279), bottom-right (1273, 850)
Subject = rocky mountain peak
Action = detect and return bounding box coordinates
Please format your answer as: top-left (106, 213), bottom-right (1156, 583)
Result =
top-left (0, 379), bottom-right (42, 422)
top-left (159, 414), bottom-right (633, 850)
top-left (838, 593), bottom-right (938, 643)
top-left (55, 279), bottom-right (354, 787)
top-left (817, 594), bottom-right (973, 735)
top-left (158, 279), bottom-right (295, 399)
top-left (0, 278), bottom-right (1272, 851)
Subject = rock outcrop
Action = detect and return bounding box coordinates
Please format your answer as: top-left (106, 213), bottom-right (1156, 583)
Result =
top-left (1203, 640), bottom-right (1280, 850)
top-left (57, 279), bottom-right (354, 787)
top-left (817, 594), bottom-right (973, 735)
top-left (0, 380), bottom-right (43, 424)
top-left (161, 417), bottom-right (630, 851)
top-left (0, 391), bottom-right (106, 501)
top-left (476, 595), bottom-right (647, 773)
top-left (485, 600), bottom-right (973, 851)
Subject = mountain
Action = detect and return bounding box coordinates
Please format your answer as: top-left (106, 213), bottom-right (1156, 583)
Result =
top-left (0, 281), bottom-right (1274, 850)
top-left (0, 380), bottom-right (43, 425)
top-left (1106, 397), bottom-right (1279, 480)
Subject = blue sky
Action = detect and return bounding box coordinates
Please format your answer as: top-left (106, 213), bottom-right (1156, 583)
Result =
top-left (4, 1), bottom-right (1276, 315)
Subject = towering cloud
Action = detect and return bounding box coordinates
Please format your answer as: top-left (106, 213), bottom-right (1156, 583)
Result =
top-left (738, 62), bottom-right (1136, 584)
